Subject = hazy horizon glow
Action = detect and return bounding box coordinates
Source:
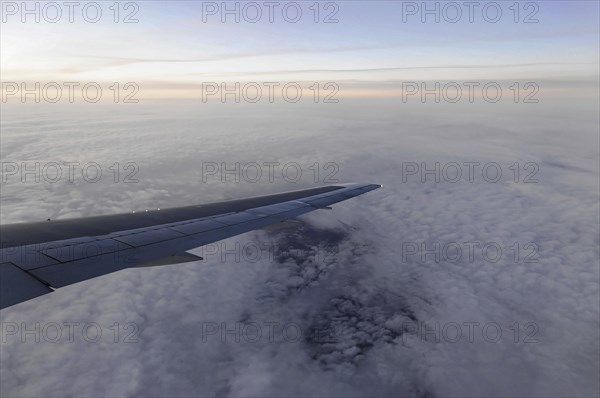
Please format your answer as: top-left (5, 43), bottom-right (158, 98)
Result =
top-left (1, 1), bottom-right (599, 99)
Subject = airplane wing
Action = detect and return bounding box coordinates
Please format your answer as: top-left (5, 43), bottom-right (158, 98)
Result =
top-left (0, 183), bottom-right (381, 310)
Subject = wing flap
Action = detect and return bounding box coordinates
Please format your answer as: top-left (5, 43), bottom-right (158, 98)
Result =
top-left (0, 262), bottom-right (53, 308)
top-left (167, 219), bottom-right (227, 235)
top-left (40, 238), bottom-right (132, 263)
top-left (112, 228), bottom-right (186, 248)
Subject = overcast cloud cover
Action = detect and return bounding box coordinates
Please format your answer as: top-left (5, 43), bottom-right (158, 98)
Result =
top-left (1, 0), bottom-right (599, 396)
top-left (0, 96), bottom-right (598, 397)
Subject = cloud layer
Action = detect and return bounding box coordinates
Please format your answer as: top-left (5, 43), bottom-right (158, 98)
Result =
top-left (1, 98), bottom-right (598, 397)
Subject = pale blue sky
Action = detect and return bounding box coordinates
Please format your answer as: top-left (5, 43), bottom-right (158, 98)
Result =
top-left (1, 1), bottom-right (598, 96)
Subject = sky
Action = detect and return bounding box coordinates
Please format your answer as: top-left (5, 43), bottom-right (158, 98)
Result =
top-left (1, 1), bottom-right (599, 98)
top-left (0, 1), bottom-right (599, 397)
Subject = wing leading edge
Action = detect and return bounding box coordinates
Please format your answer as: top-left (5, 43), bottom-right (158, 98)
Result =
top-left (0, 183), bottom-right (381, 309)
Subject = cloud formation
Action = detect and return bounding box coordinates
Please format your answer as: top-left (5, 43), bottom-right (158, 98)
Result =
top-left (0, 98), bottom-right (598, 397)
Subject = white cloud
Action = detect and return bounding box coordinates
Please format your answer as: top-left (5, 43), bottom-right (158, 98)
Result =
top-left (1, 99), bottom-right (598, 397)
